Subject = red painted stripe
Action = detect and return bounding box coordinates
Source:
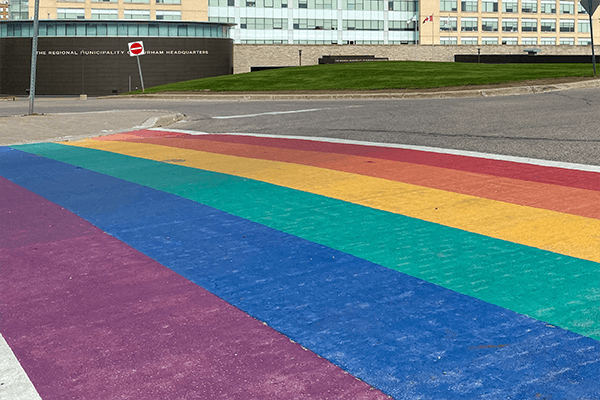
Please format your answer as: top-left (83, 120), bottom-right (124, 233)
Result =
top-left (186, 133), bottom-right (600, 191)
top-left (98, 133), bottom-right (600, 220)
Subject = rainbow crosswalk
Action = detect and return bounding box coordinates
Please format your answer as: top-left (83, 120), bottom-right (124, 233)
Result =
top-left (1, 130), bottom-right (599, 399)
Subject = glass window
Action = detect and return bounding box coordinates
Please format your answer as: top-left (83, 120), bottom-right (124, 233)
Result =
top-left (91, 9), bottom-right (119, 19)
top-left (388, 20), bottom-right (417, 31)
top-left (461, 17), bottom-right (478, 31)
top-left (541, 1), bottom-right (556, 13)
top-left (91, 0), bottom-right (116, 2)
top-left (85, 23), bottom-right (96, 35)
top-left (56, 8), bottom-right (85, 19)
top-left (342, 19), bottom-right (383, 30)
top-left (521, 18), bottom-right (538, 31)
top-left (560, 37), bottom-right (574, 44)
top-left (124, 0), bottom-right (150, 2)
top-left (521, 37), bottom-right (538, 44)
top-left (107, 22), bottom-right (117, 35)
top-left (481, 36), bottom-right (498, 44)
top-left (502, 18), bottom-right (518, 31)
top-left (440, 36), bottom-right (458, 44)
top-left (440, 17), bottom-right (457, 31)
top-left (244, 18), bottom-right (290, 29)
top-left (560, 19), bottom-right (574, 31)
top-left (578, 37), bottom-right (591, 45)
top-left (482, 18), bottom-right (498, 31)
top-left (344, 0), bottom-right (384, 10)
top-left (156, 0), bottom-right (181, 3)
top-left (440, 0), bottom-right (457, 11)
top-left (148, 23), bottom-right (159, 35)
top-left (559, 1), bottom-right (574, 13)
top-left (156, 10), bottom-right (181, 20)
top-left (502, 37), bottom-right (518, 44)
top-left (577, 3), bottom-right (587, 13)
top-left (541, 18), bottom-right (556, 31)
top-left (541, 37), bottom-right (556, 44)
top-left (578, 19), bottom-right (590, 32)
top-left (461, 36), bottom-right (478, 44)
top-left (503, 0), bottom-right (518, 12)
top-left (388, 0), bottom-right (417, 11)
top-left (124, 10), bottom-right (150, 19)
top-left (97, 23), bottom-right (108, 35)
top-left (66, 23), bottom-right (76, 36)
top-left (481, 0), bottom-right (498, 12)
top-left (461, 0), bottom-right (477, 11)
top-left (522, 0), bottom-right (538, 12)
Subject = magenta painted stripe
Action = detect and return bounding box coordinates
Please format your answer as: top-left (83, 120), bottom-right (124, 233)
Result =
top-left (0, 176), bottom-right (387, 400)
top-left (191, 133), bottom-right (600, 191)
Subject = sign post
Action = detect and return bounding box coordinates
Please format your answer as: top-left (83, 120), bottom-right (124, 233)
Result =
top-left (128, 41), bottom-right (145, 92)
top-left (580, 0), bottom-right (600, 75)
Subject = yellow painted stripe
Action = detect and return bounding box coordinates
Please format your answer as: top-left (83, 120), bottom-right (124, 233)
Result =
top-left (65, 139), bottom-right (600, 263)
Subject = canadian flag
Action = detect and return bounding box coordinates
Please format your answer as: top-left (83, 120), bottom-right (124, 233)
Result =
top-left (423, 14), bottom-right (433, 23)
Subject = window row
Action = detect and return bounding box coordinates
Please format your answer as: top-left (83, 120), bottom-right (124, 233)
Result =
top-left (2, 22), bottom-right (226, 37)
top-left (441, 17), bottom-right (588, 32)
top-left (209, 0), bottom-right (418, 10)
top-left (58, 0), bottom-right (182, 2)
top-left (443, 36), bottom-right (591, 45)
top-left (294, 18), bottom-right (338, 28)
top-left (209, 0), bottom-right (288, 7)
top-left (343, 19), bottom-right (384, 30)
top-left (240, 17), bottom-right (289, 28)
top-left (56, 8), bottom-right (181, 19)
top-left (442, 0), bottom-right (587, 14)
top-left (298, 0), bottom-right (337, 9)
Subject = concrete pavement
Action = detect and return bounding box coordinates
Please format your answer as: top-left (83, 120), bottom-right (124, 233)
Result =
top-left (2, 78), bottom-right (600, 147)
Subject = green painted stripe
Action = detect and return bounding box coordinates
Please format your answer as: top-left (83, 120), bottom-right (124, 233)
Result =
top-left (13, 142), bottom-right (600, 340)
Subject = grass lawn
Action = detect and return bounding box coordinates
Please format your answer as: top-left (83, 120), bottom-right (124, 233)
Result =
top-left (129, 61), bottom-right (596, 94)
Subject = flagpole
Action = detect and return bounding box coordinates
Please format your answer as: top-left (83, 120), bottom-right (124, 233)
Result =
top-left (415, 15), bottom-right (418, 60)
top-left (431, 15), bottom-right (434, 61)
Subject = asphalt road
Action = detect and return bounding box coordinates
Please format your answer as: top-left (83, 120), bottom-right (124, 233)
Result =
top-left (2, 87), bottom-right (599, 165)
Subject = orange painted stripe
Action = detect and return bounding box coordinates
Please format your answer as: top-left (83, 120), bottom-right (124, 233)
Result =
top-left (98, 133), bottom-right (600, 221)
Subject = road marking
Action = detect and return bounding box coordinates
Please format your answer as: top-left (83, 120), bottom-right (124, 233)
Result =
top-left (211, 106), bottom-right (361, 119)
top-left (0, 334), bottom-right (42, 400)
top-left (150, 129), bottom-right (600, 173)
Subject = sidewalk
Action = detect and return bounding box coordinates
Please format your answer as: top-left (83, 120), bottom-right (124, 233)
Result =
top-left (0, 110), bottom-right (184, 146)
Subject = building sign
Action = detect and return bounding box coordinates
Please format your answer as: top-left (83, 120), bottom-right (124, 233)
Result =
top-left (36, 50), bottom-right (209, 56)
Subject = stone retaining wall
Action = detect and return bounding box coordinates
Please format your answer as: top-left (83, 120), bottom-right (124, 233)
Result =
top-left (233, 44), bottom-right (596, 74)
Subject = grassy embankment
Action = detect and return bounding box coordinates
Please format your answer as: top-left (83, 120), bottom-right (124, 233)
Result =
top-left (128, 61), bottom-right (595, 94)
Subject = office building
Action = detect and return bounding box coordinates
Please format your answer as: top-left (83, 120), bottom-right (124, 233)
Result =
top-left (15, 0), bottom-right (600, 46)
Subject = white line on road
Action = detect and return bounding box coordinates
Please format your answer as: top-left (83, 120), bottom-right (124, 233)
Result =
top-left (149, 129), bottom-right (600, 173)
top-left (211, 106), bottom-right (361, 119)
top-left (0, 334), bottom-right (42, 400)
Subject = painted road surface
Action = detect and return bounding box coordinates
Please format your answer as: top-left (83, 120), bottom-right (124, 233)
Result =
top-left (1, 130), bottom-right (599, 400)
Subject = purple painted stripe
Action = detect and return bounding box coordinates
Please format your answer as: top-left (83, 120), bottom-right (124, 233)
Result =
top-left (0, 176), bottom-right (387, 400)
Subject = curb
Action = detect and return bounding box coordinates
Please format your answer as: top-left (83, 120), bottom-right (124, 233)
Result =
top-left (137, 113), bottom-right (186, 128)
top-left (100, 79), bottom-right (600, 101)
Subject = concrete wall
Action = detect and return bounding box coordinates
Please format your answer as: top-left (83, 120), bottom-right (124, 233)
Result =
top-left (0, 37), bottom-right (233, 95)
top-left (233, 44), bottom-right (597, 73)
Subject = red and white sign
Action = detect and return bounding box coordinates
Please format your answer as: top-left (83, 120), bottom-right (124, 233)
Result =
top-left (423, 14), bottom-right (434, 23)
top-left (128, 41), bottom-right (145, 57)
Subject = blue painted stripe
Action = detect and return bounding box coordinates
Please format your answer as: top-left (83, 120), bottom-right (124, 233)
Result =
top-left (1, 146), bottom-right (598, 399)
